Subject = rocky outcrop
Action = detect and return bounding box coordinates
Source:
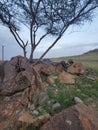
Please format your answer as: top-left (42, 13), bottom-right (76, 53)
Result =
top-left (41, 103), bottom-right (98, 130)
top-left (0, 57), bottom-right (91, 130)
top-left (0, 56), bottom-right (42, 130)
top-left (34, 59), bottom-right (87, 77)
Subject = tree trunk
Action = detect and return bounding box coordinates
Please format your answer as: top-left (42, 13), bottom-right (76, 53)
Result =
top-left (23, 47), bottom-right (27, 60)
top-left (33, 35), bottom-right (62, 65)
top-left (29, 46), bottom-right (35, 63)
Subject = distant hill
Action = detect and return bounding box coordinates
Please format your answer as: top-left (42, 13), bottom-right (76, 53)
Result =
top-left (51, 48), bottom-right (98, 71)
top-left (83, 48), bottom-right (98, 55)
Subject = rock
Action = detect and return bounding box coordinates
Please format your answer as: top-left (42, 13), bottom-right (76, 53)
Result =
top-left (68, 59), bottom-right (74, 65)
top-left (60, 61), bottom-right (69, 71)
top-left (34, 61), bottom-right (67, 76)
top-left (0, 56), bottom-right (34, 96)
top-left (55, 64), bottom-right (64, 72)
top-left (18, 111), bottom-right (35, 124)
top-left (74, 97), bottom-right (83, 104)
top-left (29, 104), bottom-right (35, 111)
top-left (42, 59), bottom-right (53, 65)
top-left (34, 63), bottom-right (43, 73)
top-left (4, 71), bottom-right (31, 96)
top-left (32, 110), bottom-right (39, 116)
top-left (76, 89), bottom-right (81, 92)
top-left (87, 76), bottom-right (96, 81)
top-left (18, 112), bottom-right (50, 127)
top-left (38, 114), bottom-right (50, 124)
top-left (34, 63), bottom-right (51, 76)
top-left (40, 103), bottom-right (98, 130)
top-left (46, 62), bottom-right (67, 73)
top-left (52, 103), bottom-right (61, 112)
top-left (41, 65), bottom-right (52, 76)
top-left (58, 71), bottom-right (75, 84)
top-left (67, 62), bottom-right (87, 75)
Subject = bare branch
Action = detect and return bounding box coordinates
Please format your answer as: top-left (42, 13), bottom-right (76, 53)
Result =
top-left (9, 27), bottom-right (24, 49)
top-left (36, 32), bottom-right (49, 47)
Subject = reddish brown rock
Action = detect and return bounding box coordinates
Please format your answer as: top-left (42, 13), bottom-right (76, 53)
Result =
top-left (34, 62), bottom-right (65, 76)
top-left (34, 63), bottom-right (44, 73)
top-left (40, 103), bottom-right (98, 130)
top-left (67, 62), bottom-right (87, 75)
top-left (58, 71), bottom-right (75, 84)
top-left (0, 56), bottom-right (33, 94)
top-left (47, 65), bottom-right (56, 72)
top-left (34, 63), bottom-right (51, 76)
top-left (18, 111), bottom-right (36, 124)
top-left (0, 56), bottom-right (43, 130)
top-left (55, 64), bottom-right (64, 72)
top-left (18, 112), bottom-right (50, 127)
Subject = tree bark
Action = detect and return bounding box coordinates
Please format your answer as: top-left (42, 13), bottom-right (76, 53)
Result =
top-left (23, 47), bottom-right (27, 60)
top-left (29, 45), bottom-right (36, 62)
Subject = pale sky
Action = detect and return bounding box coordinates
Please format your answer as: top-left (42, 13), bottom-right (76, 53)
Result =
top-left (0, 9), bottom-right (98, 60)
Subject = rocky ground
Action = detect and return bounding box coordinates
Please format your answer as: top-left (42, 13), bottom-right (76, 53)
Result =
top-left (0, 56), bottom-right (98, 130)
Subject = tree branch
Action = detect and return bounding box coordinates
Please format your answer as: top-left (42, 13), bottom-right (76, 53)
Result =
top-left (36, 32), bottom-right (49, 47)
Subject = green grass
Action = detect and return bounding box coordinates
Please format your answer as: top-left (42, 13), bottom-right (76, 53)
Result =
top-left (54, 90), bottom-right (74, 109)
top-left (41, 75), bottom-right (98, 114)
top-left (25, 125), bottom-right (40, 130)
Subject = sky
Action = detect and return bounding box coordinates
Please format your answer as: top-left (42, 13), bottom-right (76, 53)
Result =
top-left (0, 9), bottom-right (98, 60)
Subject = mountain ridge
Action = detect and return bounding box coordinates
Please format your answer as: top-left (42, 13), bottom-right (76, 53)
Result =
top-left (83, 48), bottom-right (98, 55)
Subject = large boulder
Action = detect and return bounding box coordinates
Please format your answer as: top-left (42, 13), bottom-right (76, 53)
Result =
top-left (58, 71), bottom-right (75, 84)
top-left (0, 56), bottom-right (34, 95)
top-left (0, 56), bottom-right (42, 130)
top-left (67, 62), bottom-right (87, 75)
top-left (40, 103), bottom-right (98, 130)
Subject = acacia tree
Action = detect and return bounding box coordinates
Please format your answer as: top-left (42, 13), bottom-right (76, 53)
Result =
top-left (0, 0), bottom-right (98, 62)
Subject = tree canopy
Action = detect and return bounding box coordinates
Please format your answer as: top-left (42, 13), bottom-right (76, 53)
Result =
top-left (0, 0), bottom-right (98, 62)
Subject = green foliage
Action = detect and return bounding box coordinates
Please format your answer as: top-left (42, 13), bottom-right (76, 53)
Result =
top-left (46, 75), bottom-right (98, 112)
top-left (40, 103), bottom-right (51, 114)
top-left (54, 78), bottom-right (65, 89)
top-left (54, 90), bottom-right (74, 109)
top-left (74, 76), bottom-right (98, 105)
top-left (47, 86), bottom-right (54, 99)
